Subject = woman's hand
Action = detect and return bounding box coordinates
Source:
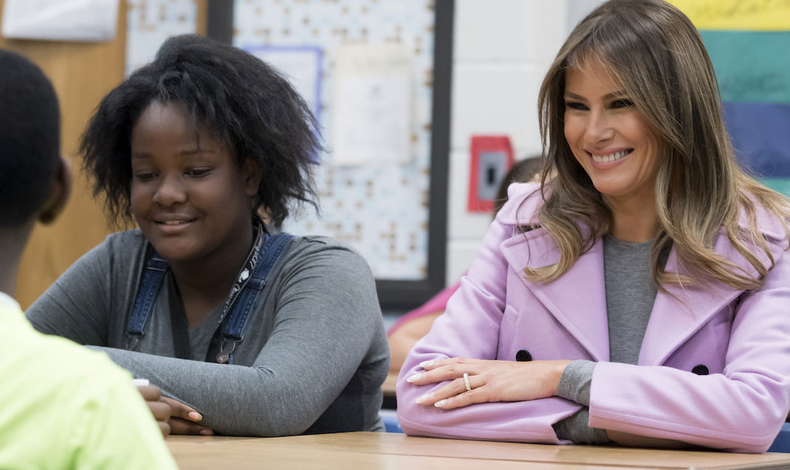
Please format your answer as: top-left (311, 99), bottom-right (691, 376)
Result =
top-left (406, 357), bottom-right (571, 410)
top-left (161, 397), bottom-right (214, 435)
top-left (136, 384), bottom-right (172, 437)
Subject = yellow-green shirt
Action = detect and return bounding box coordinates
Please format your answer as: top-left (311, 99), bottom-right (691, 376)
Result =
top-left (0, 292), bottom-right (177, 469)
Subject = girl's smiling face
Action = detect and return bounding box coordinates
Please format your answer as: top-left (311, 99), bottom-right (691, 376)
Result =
top-left (563, 57), bottom-right (661, 211)
top-left (130, 101), bottom-right (260, 266)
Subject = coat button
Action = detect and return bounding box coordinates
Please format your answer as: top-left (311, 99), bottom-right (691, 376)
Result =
top-left (515, 349), bottom-right (532, 362)
top-left (691, 364), bottom-right (709, 376)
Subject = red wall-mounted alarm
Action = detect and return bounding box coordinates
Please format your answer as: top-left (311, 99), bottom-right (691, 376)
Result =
top-left (467, 135), bottom-right (514, 213)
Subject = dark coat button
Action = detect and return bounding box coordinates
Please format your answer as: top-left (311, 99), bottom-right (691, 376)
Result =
top-left (515, 349), bottom-right (532, 362)
top-left (691, 364), bottom-right (709, 375)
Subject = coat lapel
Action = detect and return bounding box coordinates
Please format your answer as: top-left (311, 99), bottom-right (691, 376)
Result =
top-left (639, 226), bottom-right (785, 365)
top-left (638, 249), bottom-right (741, 366)
top-left (496, 182), bottom-right (788, 367)
top-left (498, 225), bottom-right (784, 366)
top-left (500, 229), bottom-right (610, 362)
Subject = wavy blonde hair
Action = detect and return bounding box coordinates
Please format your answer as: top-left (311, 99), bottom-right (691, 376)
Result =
top-left (530, 0), bottom-right (790, 290)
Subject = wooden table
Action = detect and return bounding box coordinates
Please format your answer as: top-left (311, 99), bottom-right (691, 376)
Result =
top-left (167, 431), bottom-right (790, 469)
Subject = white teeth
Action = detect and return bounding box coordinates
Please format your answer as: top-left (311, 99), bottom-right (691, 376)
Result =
top-left (161, 220), bottom-right (187, 225)
top-left (591, 150), bottom-right (629, 163)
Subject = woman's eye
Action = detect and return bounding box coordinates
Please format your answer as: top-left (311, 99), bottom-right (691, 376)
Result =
top-left (565, 101), bottom-right (588, 111)
top-left (611, 99), bottom-right (634, 109)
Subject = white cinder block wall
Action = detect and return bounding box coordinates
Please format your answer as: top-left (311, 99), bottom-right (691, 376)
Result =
top-left (445, 0), bottom-right (603, 285)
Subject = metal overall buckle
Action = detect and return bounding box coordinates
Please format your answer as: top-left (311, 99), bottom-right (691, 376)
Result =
top-left (216, 337), bottom-right (241, 364)
top-left (126, 333), bottom-right (141, 351)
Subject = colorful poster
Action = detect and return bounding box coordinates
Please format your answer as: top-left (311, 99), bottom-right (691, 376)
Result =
top-left (671, 1), bottom-right (790, 194)
top-left (671, 0), bottom-right (790, 31)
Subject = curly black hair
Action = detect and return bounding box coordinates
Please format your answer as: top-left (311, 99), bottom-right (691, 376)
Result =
top-left (80, 34), bottom-right (321, 228)
top-left (0, 49), bottom-right (61, 227)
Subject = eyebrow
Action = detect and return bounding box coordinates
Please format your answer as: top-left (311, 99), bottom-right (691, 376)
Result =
top-left (182, 148), bottom-right (218, 156)
top-left (564, 90), bottom-right (628, 101)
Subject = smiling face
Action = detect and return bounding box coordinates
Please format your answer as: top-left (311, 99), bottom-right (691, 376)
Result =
top-left (563, 57), bottom-right (661, 211)
top-left (130, 101), bottom-right (260, 267)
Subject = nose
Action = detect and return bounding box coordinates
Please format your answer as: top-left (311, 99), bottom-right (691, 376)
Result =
top-left (152, 174), bottom-right (187, 207)
top-left (585, 108), bottom-right (614, 143)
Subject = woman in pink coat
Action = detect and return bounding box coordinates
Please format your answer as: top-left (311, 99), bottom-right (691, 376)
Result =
top-left (397, 0), bottom-right (790, 453)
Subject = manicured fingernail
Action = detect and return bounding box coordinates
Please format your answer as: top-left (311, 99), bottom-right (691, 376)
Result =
top-left (416, 394), bottom-right (430, 404)
top-left (420, 360), bottom-right (434, 368)
top-left (406, 373), bottom-right (422, 383)
top-left (434, 399), bottom-right (447, 408)
top-left (189, 411), bottom-right (202, 421)
top-left (199, 429), bottom-right (213, 436)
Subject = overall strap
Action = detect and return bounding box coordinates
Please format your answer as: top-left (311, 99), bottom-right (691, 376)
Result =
top-left (126, 250), bottom-right (169, 351)
top-left (212, 232), bottom-right (294, 364)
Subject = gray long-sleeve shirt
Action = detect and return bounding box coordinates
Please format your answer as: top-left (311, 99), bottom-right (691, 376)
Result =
top-left (26, 229), bottom-right (390, 436)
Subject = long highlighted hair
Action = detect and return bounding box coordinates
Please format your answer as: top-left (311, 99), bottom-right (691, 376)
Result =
top-left (530, 0), bottom-right (790, 290)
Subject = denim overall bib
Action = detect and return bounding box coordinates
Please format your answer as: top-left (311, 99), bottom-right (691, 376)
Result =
top-left (125, 232), bottom-right (294, 364)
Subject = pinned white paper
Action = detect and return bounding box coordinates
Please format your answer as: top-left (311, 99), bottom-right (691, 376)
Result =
top-left (332, 43), bottom-right (413, 166)
top-left (2, 0), bottom-right (120, 42)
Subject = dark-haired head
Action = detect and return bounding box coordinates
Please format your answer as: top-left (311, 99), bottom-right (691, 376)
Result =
top-left (493, 156), bottom-right (543, 215)
top-left (81, 34), bottom-right (321, 229)
top-left (0, 49), bottom-right (61, 227)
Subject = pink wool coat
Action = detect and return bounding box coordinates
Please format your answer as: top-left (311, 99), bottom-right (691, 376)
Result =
top-left (397, 183), bottom-right (790, 453)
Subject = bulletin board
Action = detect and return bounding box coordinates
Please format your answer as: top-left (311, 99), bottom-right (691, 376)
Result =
top-left (126, 0), bottom-right (200, 76)
top-left (209, 0), bottom-right (452, 310)
top-left (670, 0), bottom-right (790, 196)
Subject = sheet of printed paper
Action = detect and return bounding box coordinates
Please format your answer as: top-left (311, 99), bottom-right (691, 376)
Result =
top-left (333, 43), bottom-right (413, 166)
top-left (1, 0), bottom-right (119, 41)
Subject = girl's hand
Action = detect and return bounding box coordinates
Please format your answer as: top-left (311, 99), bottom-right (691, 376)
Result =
top-left (136, 384), bottom-right (172, 437)
top-left (161, 397), bottom-right (214, 435)
top-left (406, 357), bottom-right (571, 410)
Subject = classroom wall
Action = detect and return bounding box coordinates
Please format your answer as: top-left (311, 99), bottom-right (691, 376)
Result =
top-left (445, 0), bottom-right (602, 285)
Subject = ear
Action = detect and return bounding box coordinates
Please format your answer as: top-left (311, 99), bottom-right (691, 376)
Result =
top-left (243, 159), bottom-right (263, 197)
top-left (38, 156), bottom-right (72, 225)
